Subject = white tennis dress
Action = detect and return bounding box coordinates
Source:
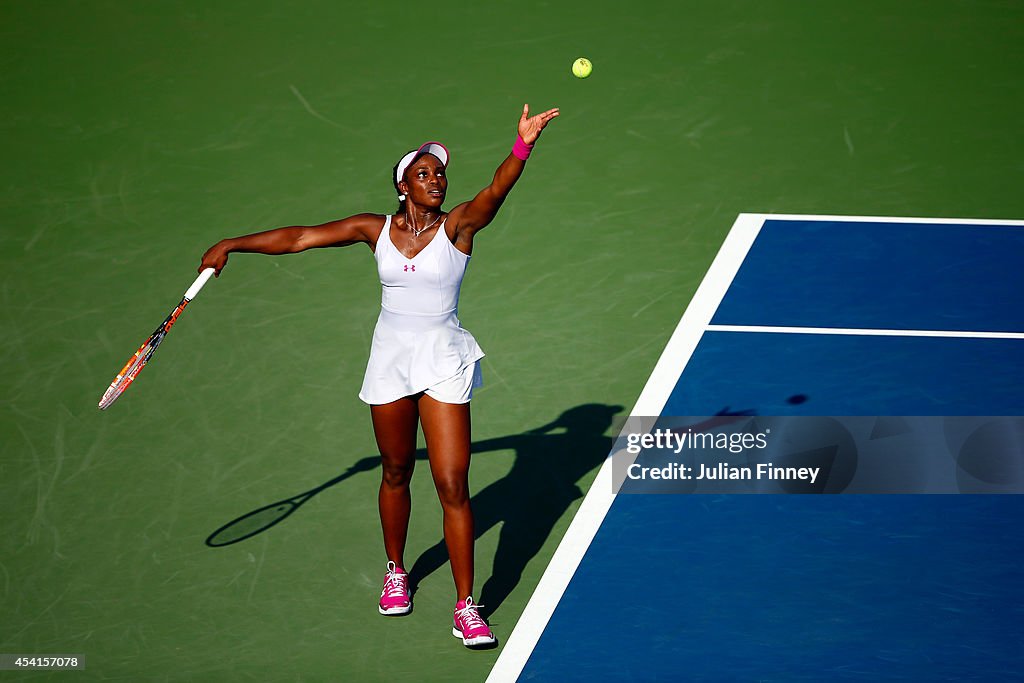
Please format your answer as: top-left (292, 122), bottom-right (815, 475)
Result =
top-left (359, 215), bottom-right (485, 405)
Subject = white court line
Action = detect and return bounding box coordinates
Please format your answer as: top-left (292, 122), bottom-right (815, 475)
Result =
top-left (746, 212), bottom-right (1024, 227)
top-left (485, 212), bottom-right (1024, 683)
top-left (485, 213), bottom-right (765, 683)
top-left (707, 324), bottom-right (1024, 340)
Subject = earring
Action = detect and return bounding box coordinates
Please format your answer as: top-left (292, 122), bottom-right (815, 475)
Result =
top-left (398, 193), bottom-right (406, 201)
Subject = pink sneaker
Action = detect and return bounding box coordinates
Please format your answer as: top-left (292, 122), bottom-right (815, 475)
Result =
top-left (452, 597), bottom-right (496, 648)
top-left (378, 561), bottom-right (411, 616)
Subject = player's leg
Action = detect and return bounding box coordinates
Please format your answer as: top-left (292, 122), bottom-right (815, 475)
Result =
top-left (370, 397), bottom-right (419, 570)
top-left (420, 394), bottom-right (496, 646)
top-left (417, 393), bottom-right (474, 600)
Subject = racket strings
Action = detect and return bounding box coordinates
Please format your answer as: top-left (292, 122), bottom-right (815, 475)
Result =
top-left (98, 298), bottom-right (188, 410)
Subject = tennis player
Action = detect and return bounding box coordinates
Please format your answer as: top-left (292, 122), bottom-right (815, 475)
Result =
top-left (199, 104), bottom-right (559, 648)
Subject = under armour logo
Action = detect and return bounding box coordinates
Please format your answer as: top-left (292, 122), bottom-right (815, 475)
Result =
top-left (404, 265), bottom-right (416, 272)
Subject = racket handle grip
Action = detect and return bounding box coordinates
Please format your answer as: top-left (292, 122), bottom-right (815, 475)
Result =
top-left (185, 268), bottom-right (216, 301)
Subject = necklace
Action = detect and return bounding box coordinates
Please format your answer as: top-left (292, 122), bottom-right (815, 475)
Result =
top-left (406, 211), bottom-right (442, 237)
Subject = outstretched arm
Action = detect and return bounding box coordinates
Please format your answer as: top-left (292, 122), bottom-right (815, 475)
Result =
top-left (448, 104), bottom-right (559, 243)
top-left (199, 213), bottom-right (382, 276)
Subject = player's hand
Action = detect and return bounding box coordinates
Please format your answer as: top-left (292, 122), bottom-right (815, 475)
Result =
top-left (518, 104), bottom-right (560, 145)
top-left (200, 241), bottom-right (230, 276)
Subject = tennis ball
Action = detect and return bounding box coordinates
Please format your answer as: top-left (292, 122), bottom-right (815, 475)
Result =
top-left (572, 57), bottom-right (592, 79)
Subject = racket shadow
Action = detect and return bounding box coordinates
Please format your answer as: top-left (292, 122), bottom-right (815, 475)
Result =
top-left (205, 456), bottom-right (380, 547)
top-left (408, 402), bottom-right (624, 617)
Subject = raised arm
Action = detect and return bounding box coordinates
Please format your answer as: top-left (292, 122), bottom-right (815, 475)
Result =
top-left (198, 213), bottom-right (382, 276)
top-left (448, 104), bottom-right (559, 243)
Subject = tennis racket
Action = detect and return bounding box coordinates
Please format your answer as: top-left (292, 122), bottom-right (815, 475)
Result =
top-left (98, 268), bottom-right (216, 410)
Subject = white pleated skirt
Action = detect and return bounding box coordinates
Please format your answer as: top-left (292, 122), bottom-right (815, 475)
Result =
top-left (359, 308), bottom-right (485, 405)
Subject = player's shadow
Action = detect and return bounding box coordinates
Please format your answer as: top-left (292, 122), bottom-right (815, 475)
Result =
top-left (206, 402), bottom-right (621, 616)
top-left (408, 402), bottom-right (623, 617)
top-left (205, 398), bottom-right (814, 550)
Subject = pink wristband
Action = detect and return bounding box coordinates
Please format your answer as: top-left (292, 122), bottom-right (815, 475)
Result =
top-left (512, 135), bottom-right (534, 161)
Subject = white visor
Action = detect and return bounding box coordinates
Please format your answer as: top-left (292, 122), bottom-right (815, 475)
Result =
top-left (395, 141), bottom-right (449, 185)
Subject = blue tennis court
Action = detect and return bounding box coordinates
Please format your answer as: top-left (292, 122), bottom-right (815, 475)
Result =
top-left (489, 215), bottom-right (1024, 681)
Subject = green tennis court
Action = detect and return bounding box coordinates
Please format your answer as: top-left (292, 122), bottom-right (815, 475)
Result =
top-left (3, 1), bottom-right (1022, 680)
